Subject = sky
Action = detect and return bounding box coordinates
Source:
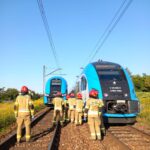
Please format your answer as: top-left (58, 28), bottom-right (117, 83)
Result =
top-left (0, 0), bottom-right (150, 93)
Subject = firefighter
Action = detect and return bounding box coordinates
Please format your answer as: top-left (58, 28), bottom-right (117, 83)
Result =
top-left (64, 94), bottom-right (70, 122)
top-left (66, 94), bottom-right (70, 100)
top-left (52, 91), bottom-right (64, 126)
top-left (14, 86), bottom-right (34, 143)
top-left (84, 89), bottom-right (104, 140)
top-left (75, 93), bottom-right (84, 125)
top-left (67, 93), bottom-right (76, 123)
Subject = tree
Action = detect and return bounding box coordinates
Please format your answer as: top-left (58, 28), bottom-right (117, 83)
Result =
top-left (144, 75), bottom-right (150, 91)
top-left (0, 88), bottom-right (19, 102)
top-left (132, 74), bottom-right (150, 92)
top-left (29, 90), bottom-right (41, 100)
top-left (132, 75), bottom-right (143, 91)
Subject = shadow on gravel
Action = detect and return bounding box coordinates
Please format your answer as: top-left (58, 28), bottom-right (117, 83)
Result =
top-left (32, 126), bottom-right (55, 141)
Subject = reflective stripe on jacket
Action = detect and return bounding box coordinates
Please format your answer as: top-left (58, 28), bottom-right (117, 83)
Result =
top-left (14, 94), bottom-right (34, 116)
top-left (85, 98), bottom-right (104, 117)
top-left (52, 97), bottom-right (64, 110)
top-left (68, 98), bottom-right (76, 110)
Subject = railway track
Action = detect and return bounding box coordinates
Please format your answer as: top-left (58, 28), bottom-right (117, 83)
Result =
top-left (108, 125), bottom-right (150, 150)
top-left (0, 107), bottom-right (50, 150)
top-left (0, 108), bottom-right (62, 150)
top-left (1, 109), bottom-right (150, 150)
top-left (48, 123), bottom-right (61, 150)
top-left (58, 122), bottom-right (150, 150)
top-left (58, 122), bottom-right (106, 150)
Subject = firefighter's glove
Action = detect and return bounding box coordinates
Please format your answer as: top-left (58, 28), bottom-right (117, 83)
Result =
top-left (31, 115), bottom-right (34, 121)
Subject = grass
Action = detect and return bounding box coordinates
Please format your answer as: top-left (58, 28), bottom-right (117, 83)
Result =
top-left (0, 98), bottom-right (46, 134)
top-left (0, 102), bottom-right (16, 132)
top-left (34, 98), bottom-right (46, 112)
top-left (136, 92), bottom-right (150, 127)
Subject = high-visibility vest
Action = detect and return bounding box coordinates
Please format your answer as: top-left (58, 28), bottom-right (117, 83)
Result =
top-left (85, 98), bottom-right (104, 117)
top-left (75, 99), bottom-right (84, 112)
top-left (52, 97), bottom-right (64, 110)
top-left (14, 94), bottom-right (34, 116)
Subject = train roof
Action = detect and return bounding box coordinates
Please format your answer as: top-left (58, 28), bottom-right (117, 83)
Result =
top-left (45, 76), bottom-right (67, 87)
top-left (91, 60), bottom-right (121, 70)
top-left (48, 76), bottom-right (67, 81)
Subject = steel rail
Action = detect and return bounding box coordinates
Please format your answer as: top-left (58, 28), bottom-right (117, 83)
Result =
top-left (128, 125), bottom-right (150, 138)
top-left (48, 123), bottom-right (61, 150)
top-left (0, 107), bottom-right (50, 150)
top-left (107, 130), bottom-right (131, 150)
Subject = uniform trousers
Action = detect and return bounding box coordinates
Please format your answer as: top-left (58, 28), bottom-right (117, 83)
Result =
top-left (75, 111), bottom-right (83, 125)
top-left (88, 116), bottom-right (101, 140)
top-left (68, 109), bottom-right (75, 123)
top-left (17, 113), bottom-right (31, 142)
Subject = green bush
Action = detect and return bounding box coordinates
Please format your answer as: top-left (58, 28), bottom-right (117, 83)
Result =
top-left (136, 92), bottom-right (150, 126)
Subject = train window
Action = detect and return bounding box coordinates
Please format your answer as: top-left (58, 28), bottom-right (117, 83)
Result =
top-left (51, 79), bottom-right (61, 85)
top-left (81, 77), bottom-right (87, 91)
top-left (50, 79), bottom-right (61, 94)
top-left (51, 85), bottom-right (61, 93)
top-left (95, 64), bottom-right (117, 70)
top-left (98, 69), bottom-right (126, 81)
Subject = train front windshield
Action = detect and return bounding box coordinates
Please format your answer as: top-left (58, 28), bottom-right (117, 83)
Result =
top-left (97, 68), bottom-right (130, 100)
top-left (98, 70), bottom-right (126, 81)
top-left (50, 79), bottom-right (61, 94)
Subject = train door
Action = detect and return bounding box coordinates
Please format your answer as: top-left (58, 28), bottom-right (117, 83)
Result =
top-left (80, 76), bottom-right (89, 103)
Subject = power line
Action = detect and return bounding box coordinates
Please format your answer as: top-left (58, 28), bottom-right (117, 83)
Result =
top-left (83, 0), bottom-right (127, 66)
top-left (85, 0), bottom-right (133, 64)
top-left (89, 0), bottom-right (133, 62)
top-left (37, 0), bottom-right (59, 68)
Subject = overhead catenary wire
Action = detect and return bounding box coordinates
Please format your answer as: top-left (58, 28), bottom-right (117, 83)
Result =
top-left (89, 0), bottom-right (133, 62)
top-left (85, 0), bottom-right (133, 64)
top-left (83, 0), bottom-right (127, 66)
top-left (37, 0), bottom-right (60, 68)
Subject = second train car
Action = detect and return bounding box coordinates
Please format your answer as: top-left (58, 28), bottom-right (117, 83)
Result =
top-left (44, 76), bottom-right (68, 106)
top-left (78, 60), bottom-right (140, 124)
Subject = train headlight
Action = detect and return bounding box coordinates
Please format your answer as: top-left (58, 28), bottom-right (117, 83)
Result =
top-left (104, 93), bottom-right (108, 97)
top-left (124, 93), bottom-right (128, 97)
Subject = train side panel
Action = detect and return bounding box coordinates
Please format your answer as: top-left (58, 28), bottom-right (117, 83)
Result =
top-left (44, 78), bottom-right (51, 104)
top-left (60, 78), bottom-right (67, 100)
top-left (122, 68), bottom-right (138, 101)
top-left (81, 63), bottom-right (103, 100)
top-left (122, 68), bottom-right (140, 114)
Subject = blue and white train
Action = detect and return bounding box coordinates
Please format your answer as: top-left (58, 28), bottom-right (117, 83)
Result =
top-left (78, 60), bottom-right (140, 124)
top-left (44, 76), bottom-right (68, 106)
